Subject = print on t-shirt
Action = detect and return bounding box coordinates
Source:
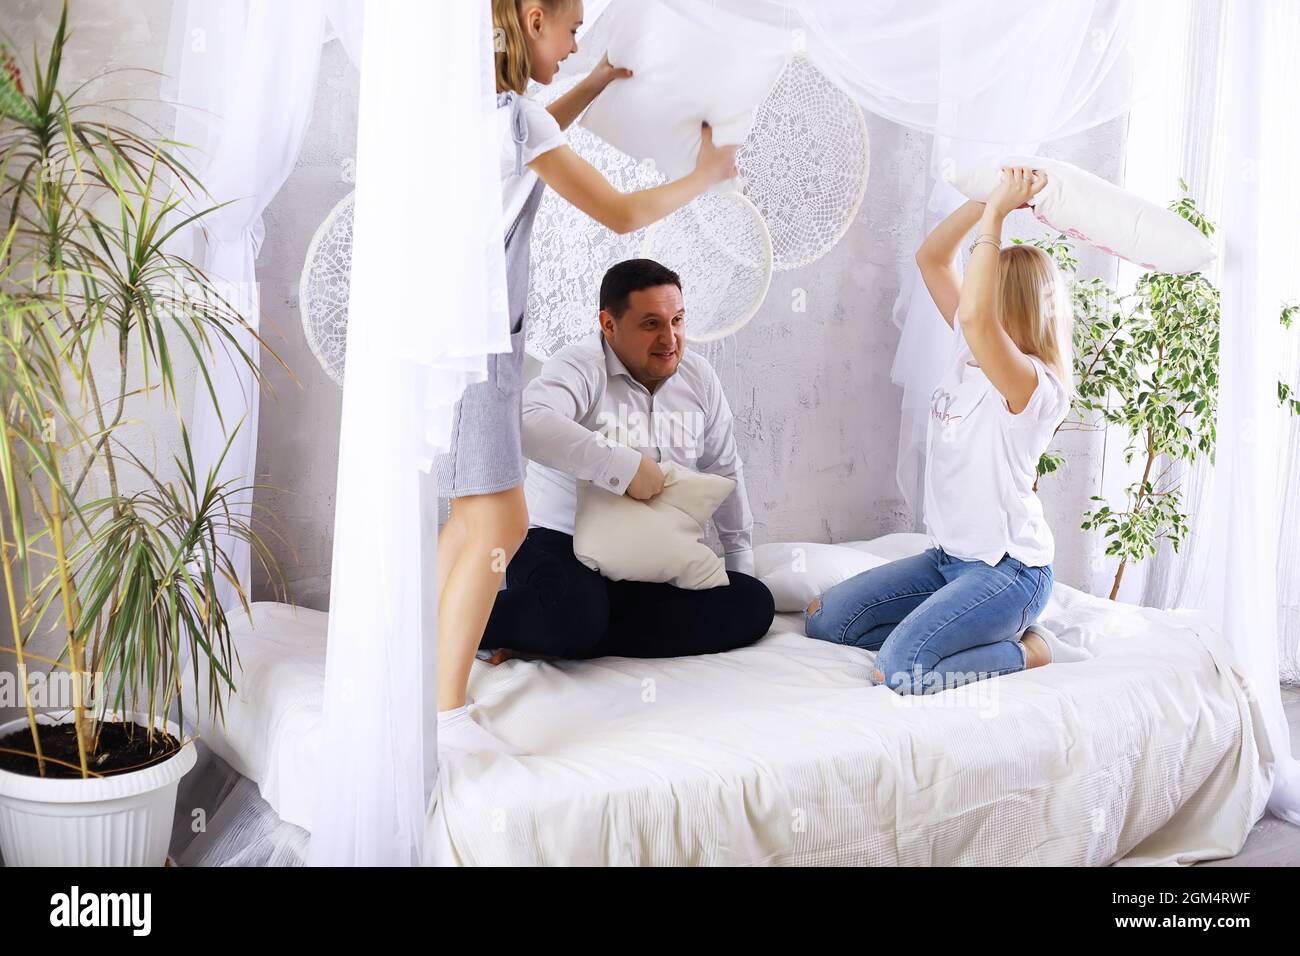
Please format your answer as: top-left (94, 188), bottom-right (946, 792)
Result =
top-left (930, 383), bottom-right (988, 435)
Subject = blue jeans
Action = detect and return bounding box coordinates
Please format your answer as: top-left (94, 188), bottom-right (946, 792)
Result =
top-left (803, 547), bottom-right (1052, 695)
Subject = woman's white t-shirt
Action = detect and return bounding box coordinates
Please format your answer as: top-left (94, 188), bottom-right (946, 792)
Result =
top-left (499, 94), bottom-right (566, 225)
top-left (922, 310), bottom-right (1071, 568)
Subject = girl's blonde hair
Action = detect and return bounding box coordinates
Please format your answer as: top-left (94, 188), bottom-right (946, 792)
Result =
top-left (998, 244), bottom-right (1075, 404)
top-left (493, 0), bottom-right (573, 94)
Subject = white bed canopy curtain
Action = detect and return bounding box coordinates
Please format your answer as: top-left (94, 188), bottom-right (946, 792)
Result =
top-left (308, 0), bottom-right (513, 866)
top-left (166, 0), bottom-right (510, 865)
top-left (1207, 0), bottom-right (1300, 821)
top-left (1133, 0), bottom-right (1300, 698)
top-left (162, 0), bottom-right (330, 613)
top-left (167, 0), bottom-right (1296, 866)
top-left (1131, 0), bottom-right (1228, 615)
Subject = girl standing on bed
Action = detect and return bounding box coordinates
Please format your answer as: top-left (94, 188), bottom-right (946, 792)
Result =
top-left (804, 166), bottom-right (1074, 695)
top-left (436, 0), bottom-right (741, 754)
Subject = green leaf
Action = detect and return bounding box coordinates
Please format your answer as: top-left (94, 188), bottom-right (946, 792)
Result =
top-left (0, 46), bottom-right (40, 125)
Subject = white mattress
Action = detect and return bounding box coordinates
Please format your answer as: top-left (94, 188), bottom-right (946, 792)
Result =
top-left (186, 537), bottom-right (1271, 865)
top-left (182, 603), bottom-right (327, 832)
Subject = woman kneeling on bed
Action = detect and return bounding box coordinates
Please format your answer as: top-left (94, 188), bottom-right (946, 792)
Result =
top-left (805, 166), bottom-right (1073, 695)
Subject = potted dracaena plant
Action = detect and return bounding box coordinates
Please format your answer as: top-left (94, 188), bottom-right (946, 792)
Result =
top-left (0, 3), bottom-right (287, 865)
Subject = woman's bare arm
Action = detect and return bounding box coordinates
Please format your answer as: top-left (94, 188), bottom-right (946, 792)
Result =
top-left (959, 166), bottom-right (1046, 415)
top-left (915, 199), bottom-right (986, 328)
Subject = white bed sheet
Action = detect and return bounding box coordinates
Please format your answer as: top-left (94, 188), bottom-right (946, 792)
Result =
top-left (185, 537), bottom-right (1271, 865)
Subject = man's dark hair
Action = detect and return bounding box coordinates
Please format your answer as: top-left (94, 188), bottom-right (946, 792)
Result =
top-left (598, 258), bottom-right (682, 318)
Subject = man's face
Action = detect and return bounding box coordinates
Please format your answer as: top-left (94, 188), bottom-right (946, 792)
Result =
top-left (600, 284), bottom-right (686, 390)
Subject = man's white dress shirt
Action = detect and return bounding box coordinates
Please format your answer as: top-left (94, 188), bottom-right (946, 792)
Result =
top-left (522, 333), bottom-right (755, 575)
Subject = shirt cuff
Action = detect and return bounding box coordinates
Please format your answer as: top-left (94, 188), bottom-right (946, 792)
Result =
top-left (724, 548), bottom-right (755, 576)
top-left (593, 444), bottom-right (642, 496)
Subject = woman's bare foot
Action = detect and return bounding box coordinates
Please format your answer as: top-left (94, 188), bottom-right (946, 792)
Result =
top-left (1020, 630), bottom-right (1051, 669)
top-left (806, 597), bottom-right (821, 616)
top-left (486, 648), bottom-right (518, 666)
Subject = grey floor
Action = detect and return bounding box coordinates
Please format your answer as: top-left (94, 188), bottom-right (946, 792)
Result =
top-left (1198, 684), bottom-right (1300, 866)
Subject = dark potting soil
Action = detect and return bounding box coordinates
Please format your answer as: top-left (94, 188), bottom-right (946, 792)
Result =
top-left (0, 719), bottom-right (181, 779)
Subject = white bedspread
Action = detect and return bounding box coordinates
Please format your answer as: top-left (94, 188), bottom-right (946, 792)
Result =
top-left (427, 555), bottom-right (1270, 866)
top-left (184, 539), bottom-right (1271, 866)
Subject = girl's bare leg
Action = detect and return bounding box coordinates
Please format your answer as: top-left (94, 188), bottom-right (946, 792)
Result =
top-left (435, 486), bottom-right (529, 712)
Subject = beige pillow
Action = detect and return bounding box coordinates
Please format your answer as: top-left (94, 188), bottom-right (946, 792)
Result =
top-left (573, 462), bottom-right (735, 590)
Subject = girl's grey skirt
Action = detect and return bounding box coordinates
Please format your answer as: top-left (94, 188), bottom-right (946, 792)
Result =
top-left (434, 326), bottom-right (527, 497)
top-left (436, 105), bottom-right (544, 501)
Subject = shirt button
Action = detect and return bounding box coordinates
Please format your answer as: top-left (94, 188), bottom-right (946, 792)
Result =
top-left (608, 477), bottom-right (618, 486)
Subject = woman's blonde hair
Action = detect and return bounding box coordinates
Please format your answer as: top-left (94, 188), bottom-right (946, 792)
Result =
top-left (998, 244), bottom-right (1075, 404)
top-left (493, 0), bottom-right (573, 94)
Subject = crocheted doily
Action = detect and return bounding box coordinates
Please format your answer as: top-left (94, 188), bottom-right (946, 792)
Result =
top-left (738, 54), bottom-right (870, 270)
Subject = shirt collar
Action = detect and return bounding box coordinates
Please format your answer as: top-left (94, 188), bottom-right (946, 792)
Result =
top-left (600, 334), bottom-right (637, 383)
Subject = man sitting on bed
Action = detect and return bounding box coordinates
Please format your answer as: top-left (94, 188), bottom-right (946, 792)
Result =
top-left (480, 257), bottom-right (775, 661)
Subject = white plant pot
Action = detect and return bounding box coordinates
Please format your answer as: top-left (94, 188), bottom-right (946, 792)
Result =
top-left (0, 712), bottom-right (195, 867)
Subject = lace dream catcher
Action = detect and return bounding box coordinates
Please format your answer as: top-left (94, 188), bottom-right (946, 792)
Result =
top-left (524, 76), bottom-right (774, 357)
top-left (299, 191), bottom-right (354, 385)
top-left (524, 75), bottom-right (664, 360)
top-left (739, 55), bottom-right (870, 271)
top-left (298, 57), bottom-right (869, 380)
top-left (524, 54), bottom-right (867, 358)
top-left (637, 189), bottom-right (772, 343)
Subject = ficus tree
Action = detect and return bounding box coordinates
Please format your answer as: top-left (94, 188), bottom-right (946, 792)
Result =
top-left (1025, 182), bottom-right (1297, 600)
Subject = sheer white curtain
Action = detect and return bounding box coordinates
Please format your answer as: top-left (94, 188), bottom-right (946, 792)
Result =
top-left (1127, 0), bottom-right (1300, 822)
top-left (656, 0), bottom-right (1157, 513)
top-left (880, 4), bottom-right (1158, 517)
top-left (1201, 0), bottom-right (1300, 822)
top-left (1135, 0), bottom-right (1223, 613)
top-left (1281, 388), bottom-right (1300, 687)
top-left (323, 0), bottom-right (365, 67)
top-left (164, 0), bottom-right (508, 865)
top-left (1136, 0), bottom-right (1300, 692)
top-left (163, 0), bottom-right (330, 613)
top-left (307, 0), bottom-right (509, 866)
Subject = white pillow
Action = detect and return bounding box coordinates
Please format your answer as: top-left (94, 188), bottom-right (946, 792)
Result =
top-left (579, 0), bottom-right (786, 183)
top-left (841, 532), bottom-right (933, 562)
top-left (573, 462), bottom-right (735, 590)
top-left (945, 154), bottom-right (1216, 274)
top-left (753, 542), bottom-right (889, 613)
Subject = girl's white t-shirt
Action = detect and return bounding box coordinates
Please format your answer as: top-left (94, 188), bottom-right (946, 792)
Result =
top-left (499, 94), bottom-right (566, 225)
top-left (922, 311), bottom-right (1071, 568)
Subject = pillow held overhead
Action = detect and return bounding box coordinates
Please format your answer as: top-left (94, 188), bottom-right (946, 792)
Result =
top-left (573, 462), bottom-right (735, 590)
top-left (945, 155), bottom-right (1216, 275)
top-left (579, 0), bottom-right (786, 183)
